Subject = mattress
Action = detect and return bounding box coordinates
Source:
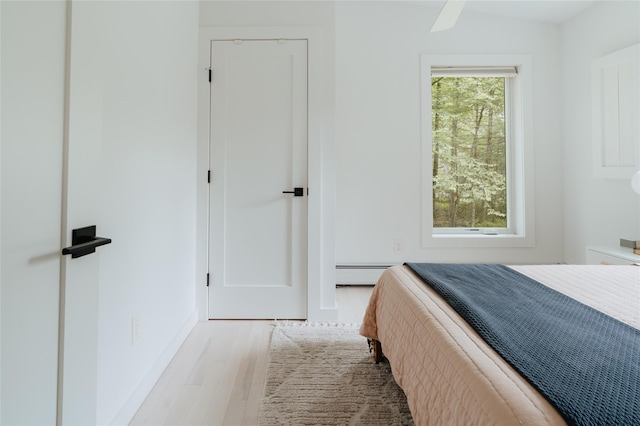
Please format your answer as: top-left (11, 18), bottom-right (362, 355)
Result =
top-left (359, 264), bottom-right (640, 425)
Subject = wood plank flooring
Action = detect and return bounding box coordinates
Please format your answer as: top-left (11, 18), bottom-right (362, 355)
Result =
top-left (129, 286), bottom-right (374, 426)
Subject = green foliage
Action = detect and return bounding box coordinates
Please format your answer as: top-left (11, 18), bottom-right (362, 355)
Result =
top-left (432, 77), bottom-right (507, 228)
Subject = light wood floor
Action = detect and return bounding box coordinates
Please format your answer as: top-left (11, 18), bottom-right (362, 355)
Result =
top-left (129, 286), bottom-right (374, 426)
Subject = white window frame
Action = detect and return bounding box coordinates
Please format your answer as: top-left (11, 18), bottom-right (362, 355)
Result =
top-left (421, 54), bottom-right (535, 248)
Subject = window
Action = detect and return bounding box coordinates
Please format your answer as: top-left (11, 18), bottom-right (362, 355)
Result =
top-left (421, 55), bottom-right (534, 248)
top-left (431, 67), bottom-right (514, 233)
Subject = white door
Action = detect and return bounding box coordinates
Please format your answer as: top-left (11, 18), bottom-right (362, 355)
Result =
top-left (3, 3), bottom-right (107, 424)
top-left (1, 2), bottom-right (66, 424)
top-left (208, 39), bottom-right (308, 319)
top-left (59, 2), bottom-right (109, 423)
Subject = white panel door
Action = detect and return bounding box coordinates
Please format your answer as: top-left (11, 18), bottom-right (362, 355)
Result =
top-left (208, 39), bottom-right (308, 319)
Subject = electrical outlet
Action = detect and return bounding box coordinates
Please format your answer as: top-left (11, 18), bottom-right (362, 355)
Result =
top-left (393, 239), bottom-right (404, 253)
top-left (131, 317), bottom-right (141, 345)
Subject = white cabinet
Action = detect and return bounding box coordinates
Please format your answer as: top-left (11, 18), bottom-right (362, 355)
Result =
top-left (586, 246), bottom-right (640, 265)
top-left (591, 44), bottom-right (640, 179)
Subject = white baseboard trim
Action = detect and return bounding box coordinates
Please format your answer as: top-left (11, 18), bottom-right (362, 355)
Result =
top-left (109, 310), bottom-right (198, 426)
top-left (335, 264), bottom-right (395, 285)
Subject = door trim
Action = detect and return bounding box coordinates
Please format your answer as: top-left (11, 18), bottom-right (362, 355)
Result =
top-left (196, 26), bottom-right (337, 321)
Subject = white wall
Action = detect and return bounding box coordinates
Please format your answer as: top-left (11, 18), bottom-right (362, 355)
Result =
top-left (200, 0), bottom-right (334, 26)
top-left (335, 1), bottom-right (564, 265)
top-left (198, 1), bottom-right (338, 319)
top-left (1, 1), bottom-right (66, 424)
top-left (92, 2), bottom-right (199, 424)
top-left (561, 0), bottom-right (640, 264)
top-left (1, 1), bottom-right (199, 424)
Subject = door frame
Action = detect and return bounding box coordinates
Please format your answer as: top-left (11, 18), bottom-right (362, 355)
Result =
top-left (196, 26), bottom-right (337, 321)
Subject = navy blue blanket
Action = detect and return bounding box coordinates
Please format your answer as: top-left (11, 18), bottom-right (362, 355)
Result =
top-left (405, 263), bottom-right (640, 426)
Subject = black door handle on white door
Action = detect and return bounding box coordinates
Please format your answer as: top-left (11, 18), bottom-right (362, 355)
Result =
top-left (61, 225), bottom-right (112, 259)
top-left (282, 187), bottom-right (304, 196)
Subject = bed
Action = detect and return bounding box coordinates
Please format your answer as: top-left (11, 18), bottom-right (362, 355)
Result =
top-left (360, 264), bottom-right (639, 425)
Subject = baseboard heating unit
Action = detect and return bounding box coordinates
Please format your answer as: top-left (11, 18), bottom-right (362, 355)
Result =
top-left (335, 264), bottom-right (396, 285)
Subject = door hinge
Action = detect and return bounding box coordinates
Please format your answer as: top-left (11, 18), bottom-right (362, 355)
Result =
top-left (208, 68), bottom-right (212, 83)
top-left (207, 170), bottom-right (211, 183)
top-left (206, 273), bottom-right (210, 287)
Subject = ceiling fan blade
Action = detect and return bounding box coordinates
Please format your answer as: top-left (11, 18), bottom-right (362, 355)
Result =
top-left (430, 0), bottom-right (466, 32)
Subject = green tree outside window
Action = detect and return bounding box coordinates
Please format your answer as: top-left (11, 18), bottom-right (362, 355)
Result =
top-left (432, 76), bottom-right (508, 229)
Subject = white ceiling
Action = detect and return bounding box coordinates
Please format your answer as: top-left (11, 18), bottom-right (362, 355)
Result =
top-left (457, 0), bottom-right (601, 24)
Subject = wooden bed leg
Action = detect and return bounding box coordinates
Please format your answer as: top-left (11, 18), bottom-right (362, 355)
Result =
top-left (372, 339), bottom-right (385, 364)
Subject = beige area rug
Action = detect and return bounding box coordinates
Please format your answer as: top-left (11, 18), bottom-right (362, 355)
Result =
top-left (258, 323), bottom-right (414, 425)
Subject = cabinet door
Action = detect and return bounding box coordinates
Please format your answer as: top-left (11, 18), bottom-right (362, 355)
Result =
top-left (591, 44), bottom-right (640, 179)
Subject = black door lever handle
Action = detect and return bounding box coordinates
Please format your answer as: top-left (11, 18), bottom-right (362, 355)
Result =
top-left (282, 187), bottom-right (304, 196)
top-left (61, 225), bottom-right (112, 259)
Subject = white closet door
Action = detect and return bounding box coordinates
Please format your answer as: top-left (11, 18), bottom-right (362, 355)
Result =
top-left (208, 39), bottom-right (308, 319)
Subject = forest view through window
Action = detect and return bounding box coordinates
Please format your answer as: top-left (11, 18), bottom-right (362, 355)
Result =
top-left (431, 72), bottom-right (512, 231)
